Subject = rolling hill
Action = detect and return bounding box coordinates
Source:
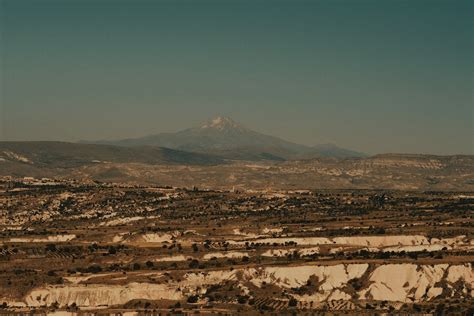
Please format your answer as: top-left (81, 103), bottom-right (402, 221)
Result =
top-left (0, 141), bottom-right (224, 169)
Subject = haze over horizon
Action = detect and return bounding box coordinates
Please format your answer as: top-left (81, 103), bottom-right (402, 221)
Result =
top-left (1, 0), bottom-right (472, 155)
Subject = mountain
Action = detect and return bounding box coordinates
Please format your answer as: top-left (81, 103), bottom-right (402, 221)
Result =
top-left (0, 141), bottom-right (224, 170)
top-left (309, 143), bottom-right (367, 158)
top-left (90, 116), bottom-right (366, 160)
top-left (0, 141), bottom-right (471, 190)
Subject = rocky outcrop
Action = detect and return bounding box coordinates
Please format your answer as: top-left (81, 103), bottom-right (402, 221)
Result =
top-left (25, 283), bottom-right (183, 307)
top-left (19, 263), bottom-right (472, 308)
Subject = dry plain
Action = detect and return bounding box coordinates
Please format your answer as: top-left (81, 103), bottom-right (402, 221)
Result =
top-left (0, 176), bottom-right (472, 314)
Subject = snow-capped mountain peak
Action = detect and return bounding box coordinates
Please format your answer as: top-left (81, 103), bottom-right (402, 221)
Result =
top-left (200, 116), bottom-right (244, 130)
top-left (86, 116), bottom-right (366, 160)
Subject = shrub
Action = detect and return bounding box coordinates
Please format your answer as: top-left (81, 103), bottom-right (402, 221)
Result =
top-left (46, 244), bottom-right (56, 252)
top-left (145, 261), bottom-right (154, 268)
top-left (237, 296), bottom-right (247, 304)
top-left (187, 295), bottom-right (199, 303)
top-left (288, 298), bottom-right (298, 307)
top-left (189, 259), bottom-right (199, 269)
top-left (87, 265), bottom-right (102, 273)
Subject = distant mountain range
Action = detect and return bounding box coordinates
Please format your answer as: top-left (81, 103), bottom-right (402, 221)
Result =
top-left (0, 140), bottom-right (472, 190)
top-left (0, 141), bottom-right (224, 169)
top-left (87, 116), bottom-right (366, 161)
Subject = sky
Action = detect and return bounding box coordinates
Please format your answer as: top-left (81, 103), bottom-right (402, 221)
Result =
top-left (0, 0), bottom-right (472, 155)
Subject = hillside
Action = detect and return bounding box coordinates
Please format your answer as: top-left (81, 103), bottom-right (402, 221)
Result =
top-left (0, 141), bottom-right (224, 170)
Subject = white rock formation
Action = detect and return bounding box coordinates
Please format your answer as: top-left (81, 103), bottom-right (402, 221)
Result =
top-left (9, 234), bottom-right (76, 243)
top-left (25, 283), bottom-right (183, 307)
top-left (18, 263), bottom-right (473, 307)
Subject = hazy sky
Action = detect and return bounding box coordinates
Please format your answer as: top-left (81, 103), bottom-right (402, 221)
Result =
top-left (1, 0), bottom-right (472, 155)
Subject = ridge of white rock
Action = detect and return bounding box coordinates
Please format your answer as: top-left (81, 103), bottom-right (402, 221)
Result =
top-left (9, 234), bottom-right (76, 243)
top-left (360, 263), bottom-right (473, 302)
top-left (155, 255), bottom-right (190, 262)
top-left (16, 263), bottom-right (473, 308)
top-left (25, 283), bottom-right (183, 307)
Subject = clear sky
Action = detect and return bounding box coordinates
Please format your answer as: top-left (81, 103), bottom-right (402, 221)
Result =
top-left (0, 0), bottom-right (472, 155)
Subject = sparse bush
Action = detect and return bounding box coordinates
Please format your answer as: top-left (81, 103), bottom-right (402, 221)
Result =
top-left (288, 297), bottom-right (298, 307)
top-left (237, 296), bottom-right (247, 304)
top-left (188, 259), bottom-right (199, 269)
top-left (145, 260), bottom-right (154, 268)
top-left (187, 295), bottom-right (199, 303)
top-left (46, 244), bottom-right (56, 252)
top-left (108, 246), bottom-right (117, 254)
top-left (87, 265), bottom-right (102, 273)
top-left (349, 277), bottom-right (362, 290)
top-left (375, 227), bottom-right (386, 234)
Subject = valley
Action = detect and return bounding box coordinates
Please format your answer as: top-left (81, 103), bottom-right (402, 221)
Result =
top-left (0, 177), bottom-right (472, 314)
top-left (0, 118), bottom-right (472, 314)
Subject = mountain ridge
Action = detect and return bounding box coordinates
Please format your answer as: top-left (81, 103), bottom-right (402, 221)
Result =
top-left (86, 116), bottom-right (366, 160)
top-left (0, 141), bottom-right (471, 190)
top-left (0, 141), bottom-right (224, 168)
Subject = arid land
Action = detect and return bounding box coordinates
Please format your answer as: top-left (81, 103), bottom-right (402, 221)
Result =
top-left (0, 176), bottom-right (472, 314)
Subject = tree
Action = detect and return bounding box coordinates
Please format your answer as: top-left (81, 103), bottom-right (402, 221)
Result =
top-left (408, 252), bottom-right (418, 260)
top-left (46, 244), bottom-right (56, 252)
top-left (87, 265), bottom-right (102, 273)
top-left (187, 295), bottom-right (199, 303)
top-left (145, 261), bottom-right (154, 268)
top-left (289, 297), bottom-right (298, 307)
top-left (434, 303), bottom-right (445, 316)
top-left (237, 296), bottom-right (248, 304)
top-left (108, 246), bottom-right (117, 255)
top-left (188, 259), bottom-right (199, 269)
